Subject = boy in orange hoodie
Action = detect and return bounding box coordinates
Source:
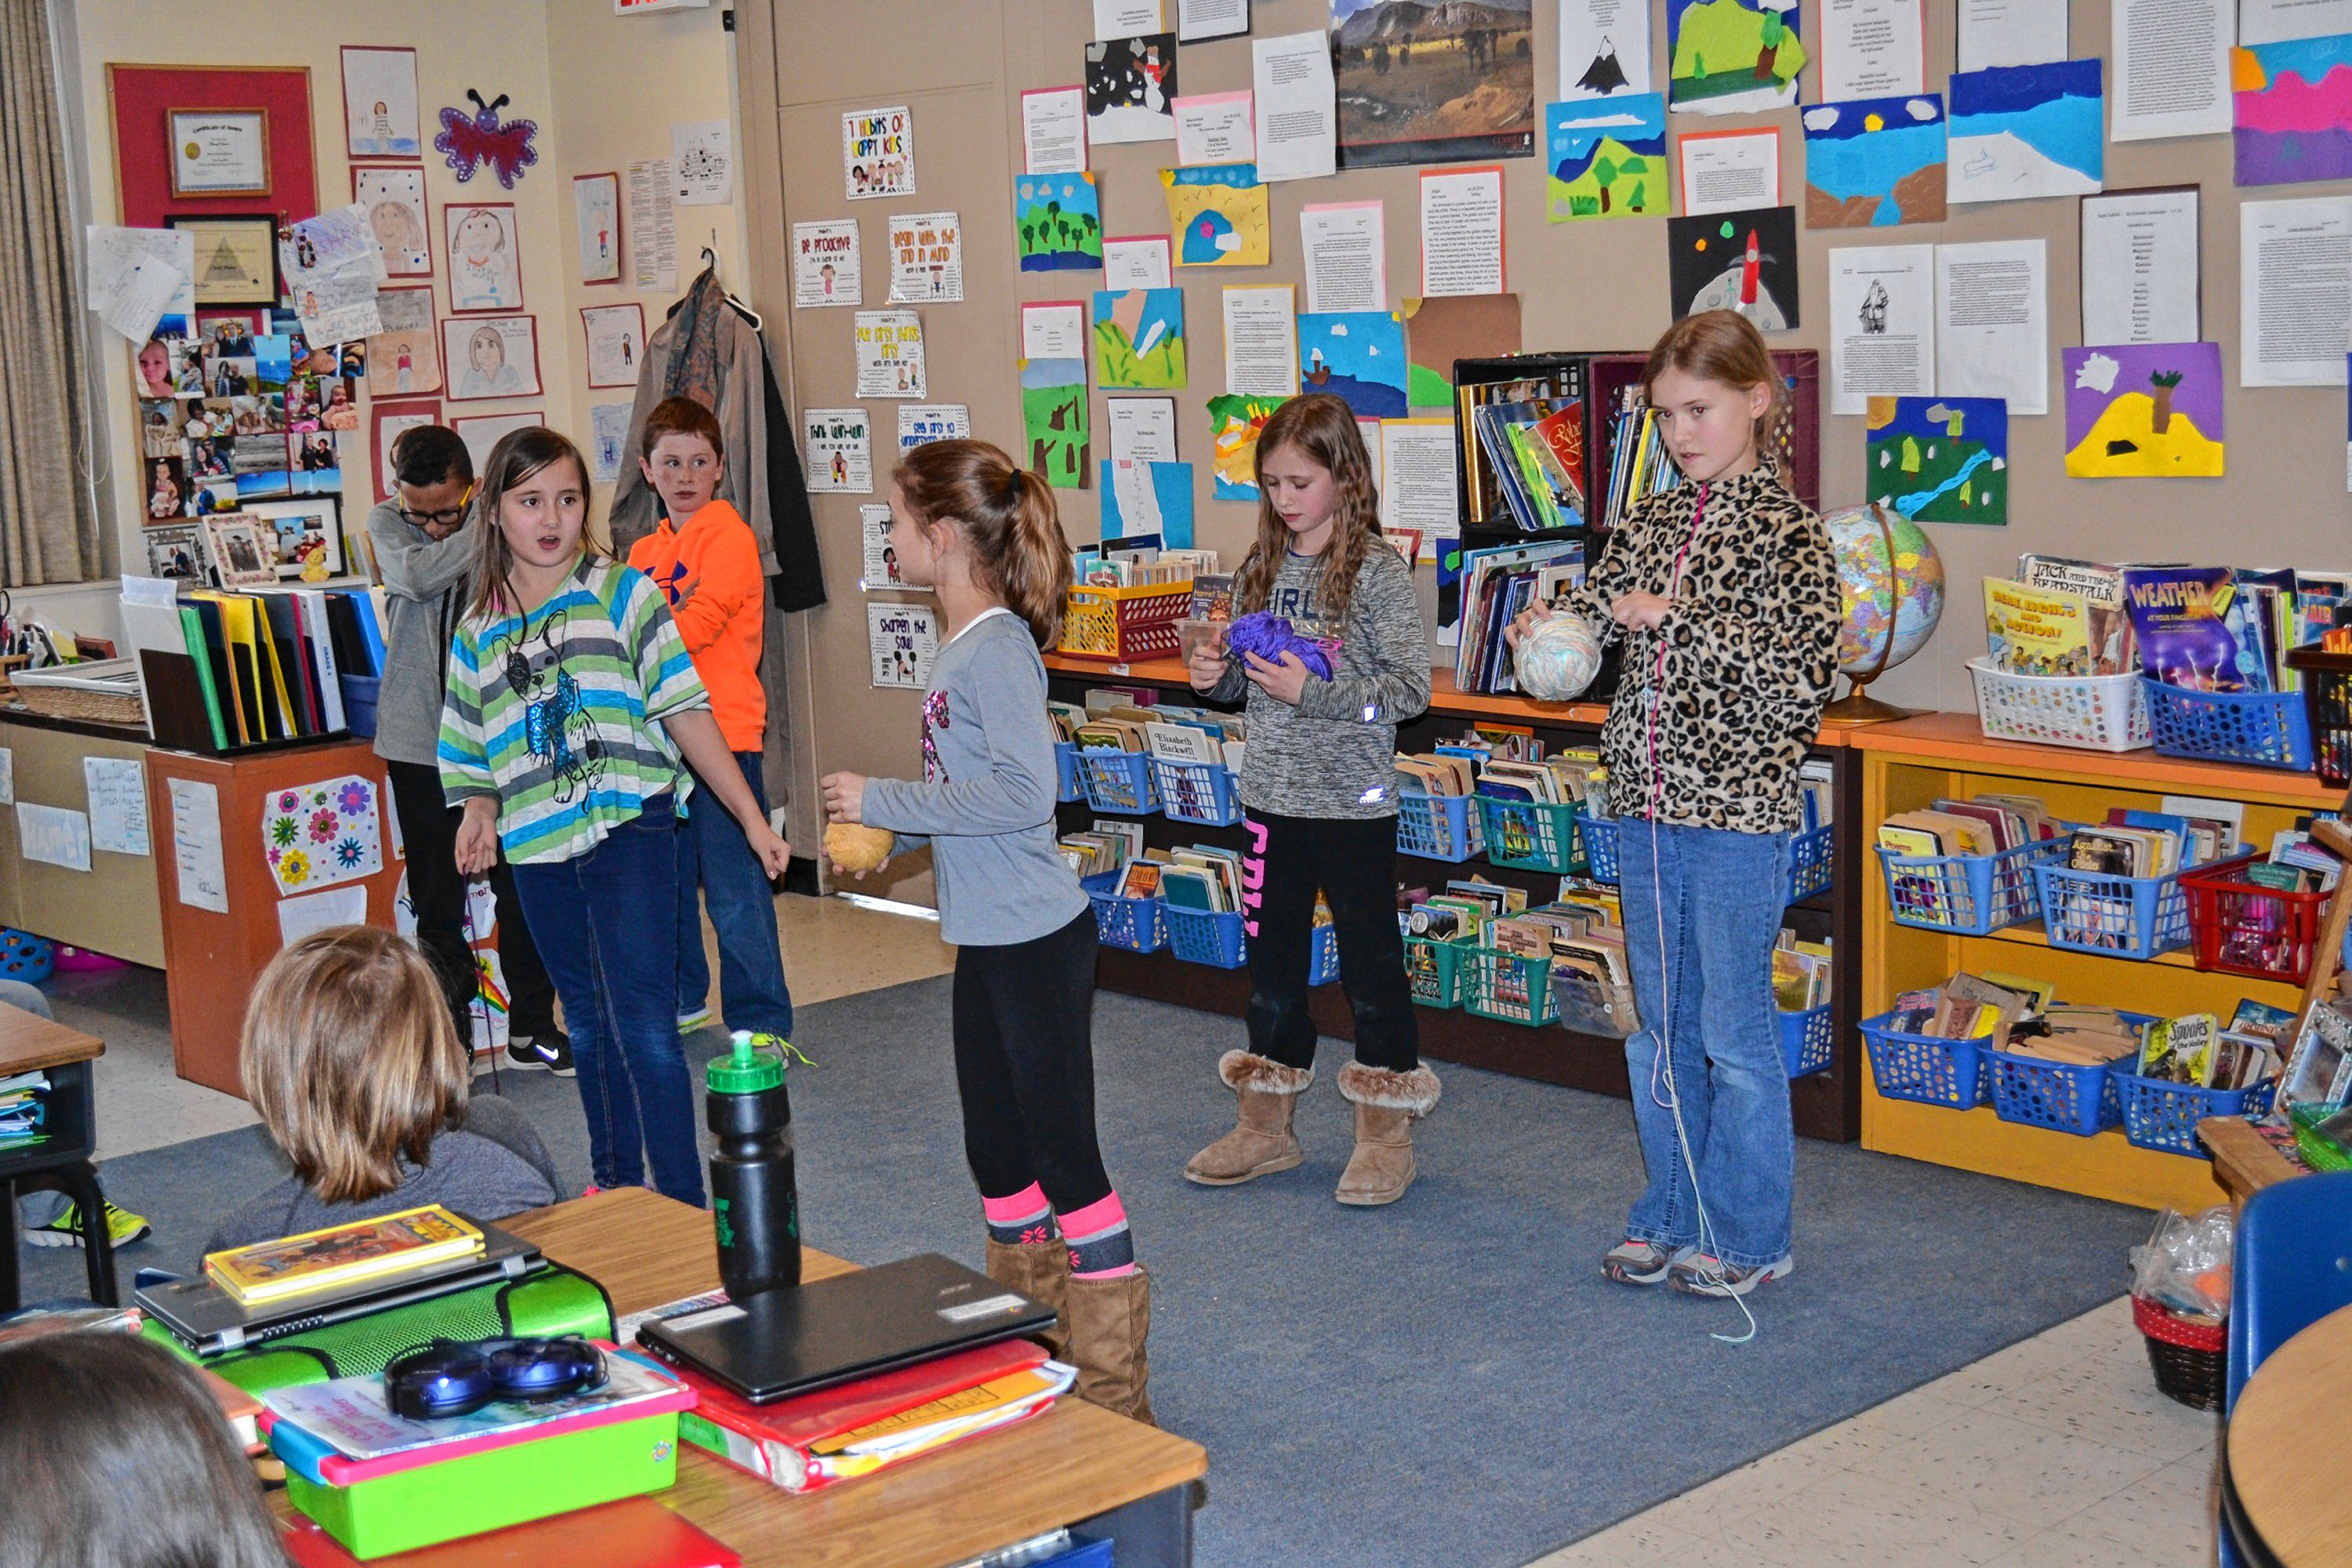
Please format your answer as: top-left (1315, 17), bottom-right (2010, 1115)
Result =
top-left (627, 397), bottom-right (794, 1043)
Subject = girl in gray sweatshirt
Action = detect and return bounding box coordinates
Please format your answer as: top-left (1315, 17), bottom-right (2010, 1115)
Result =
top-left (819, 441), bottom-right (1152, 1425)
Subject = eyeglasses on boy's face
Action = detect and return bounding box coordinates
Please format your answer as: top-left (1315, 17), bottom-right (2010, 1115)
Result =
top-left (397, 482), bottom-right (476, 531)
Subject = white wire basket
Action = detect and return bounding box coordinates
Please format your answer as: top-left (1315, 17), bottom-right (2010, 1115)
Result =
top-left (1967, 657), bottom-right (2151, 753)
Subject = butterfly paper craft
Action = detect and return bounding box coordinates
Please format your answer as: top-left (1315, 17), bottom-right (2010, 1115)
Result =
top-left (434, 89), bottom-right (539, 189)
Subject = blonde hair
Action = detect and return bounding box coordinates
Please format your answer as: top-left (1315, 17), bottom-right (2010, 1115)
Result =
top-left (1234, 394), bottom-right (1380, 629)
top-left (1643, 309), bottom-right (1791, 475)
top-left (238, 925), bottom-right (468, 1204)
top-left (892, 439), bottom-right (1073, 647)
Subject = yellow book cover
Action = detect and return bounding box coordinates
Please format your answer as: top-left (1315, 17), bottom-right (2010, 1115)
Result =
top-left (203, 1206), bottom-right (483, 1306)
top-left (1984, 577), bottom-right (2093, 677)
top-left (811, 1366), bottom-right (1068, 1457)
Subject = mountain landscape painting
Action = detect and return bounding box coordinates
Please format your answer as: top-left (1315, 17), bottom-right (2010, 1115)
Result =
top-left (1803, 94), bottom-right (1946, 228)
top-left (1668, 0), bottom-right (1805, 116)
top-left (1544, 93), bottom-right (1666, 220)
top-left (1329, 0), bottom-right (1537, 169)
top-left (1947, 60), bottom-right (2103, 205)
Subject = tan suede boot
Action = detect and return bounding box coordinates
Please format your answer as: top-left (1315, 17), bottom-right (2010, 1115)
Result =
top-left (1065, 1264), bottom-right (1153, 1425)
top-left (1182, 1050), bottom-right (1312, 1185)
top-left (984, 1235), bottom-right (1069, 1360)
top-left (1334, 1061), bottom-right (1441, 1206)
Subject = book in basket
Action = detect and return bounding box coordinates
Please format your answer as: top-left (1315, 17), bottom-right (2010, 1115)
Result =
top-left (203, 1206), bottom-right (484, 1307)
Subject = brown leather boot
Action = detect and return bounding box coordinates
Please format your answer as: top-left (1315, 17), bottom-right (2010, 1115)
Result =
top-left (984, 1235), bottom-right (1069, 1360)
top-left (1065, 1264), bottom-right (1153, 1425)
top-left (1183, 1050), bottom-right (1312, 1185)
top-left (1334, 1061), bottom-right (1441, 1206)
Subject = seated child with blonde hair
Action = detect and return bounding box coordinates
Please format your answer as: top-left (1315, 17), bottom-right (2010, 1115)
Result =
top-left (208, 925), bottom-right (560, 1252)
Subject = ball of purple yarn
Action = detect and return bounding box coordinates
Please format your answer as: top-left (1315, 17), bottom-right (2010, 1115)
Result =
top-left (1225, 611), bottom-right (1334, 681)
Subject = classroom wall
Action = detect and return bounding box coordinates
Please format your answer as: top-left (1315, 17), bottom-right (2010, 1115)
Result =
top-left (738, 0), bottom-right (2352, 793)
top-left (57, 0), bottom-right (744, 637)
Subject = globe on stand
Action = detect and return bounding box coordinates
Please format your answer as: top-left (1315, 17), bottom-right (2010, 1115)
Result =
top-left (1820, 502), bottom-right (1944, 725)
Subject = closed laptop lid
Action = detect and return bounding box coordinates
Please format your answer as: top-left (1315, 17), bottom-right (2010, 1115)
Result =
top-left (634, 1253), bottom-right (1057, 1404)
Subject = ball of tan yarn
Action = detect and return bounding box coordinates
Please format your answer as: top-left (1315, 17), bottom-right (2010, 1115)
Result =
top-left (825, 822), bottom-right (895, 875)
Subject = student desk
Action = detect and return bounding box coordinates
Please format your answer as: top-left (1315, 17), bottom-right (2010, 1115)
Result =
top-left (0, 1000), bottom-right (112, 1312)
top-left (323, 1188), bottom-right (1210, 1566)
top-left (2223, 1301), bottom-right (2352, 1566)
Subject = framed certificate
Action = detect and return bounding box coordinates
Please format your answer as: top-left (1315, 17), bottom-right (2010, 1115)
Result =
top-left (169, 108), bottom-right (270, 197)
top-left (165, 214), bottom-right (281, 307)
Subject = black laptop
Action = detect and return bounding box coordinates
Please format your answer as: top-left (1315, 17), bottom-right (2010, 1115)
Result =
top-left (632, 1253), bottom-right (1059, 1403)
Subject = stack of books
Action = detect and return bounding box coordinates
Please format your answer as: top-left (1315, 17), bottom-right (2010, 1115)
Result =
top-left (1058, 819), bottom-right (1142, 883)
top-left (1469, 395), bottom-right (1588, 532)
top-left (1068, 548), bottom-right (1215, 590)
top-left (1159, 844), bottom-right (1246, 913)
top-left (203, 1207), bottom-right (486, 1310)
top-left (1600, 393), bottom-right (1686, 524)
top-left (1452, 540), bottom-right (1585, 695)
top-left (126, 583), bottom-right (387, 749)
top-left (1472, 752), bottom-right (1599, 807)
top-left (2003, 551), bottom-right (2352, 692)
top-left (2137, 1008), bottom-right (2280, 1091)
top-left (1393, 752), bottom-right (1476, 800)
top-left (0, 1069), bottom-right (49, 1152)
top-left (1773, 929), bottom-right (1832, 1013)
top-left (1882, 971), bottom-right (2049, 1049)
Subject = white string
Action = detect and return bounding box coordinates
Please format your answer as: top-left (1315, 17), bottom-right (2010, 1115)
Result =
top-left (1640, 480), bottom-right (1761, 1347)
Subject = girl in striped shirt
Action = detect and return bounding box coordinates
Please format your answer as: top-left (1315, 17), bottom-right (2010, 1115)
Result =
top-left (441, 426), bottom-right (789, 1206)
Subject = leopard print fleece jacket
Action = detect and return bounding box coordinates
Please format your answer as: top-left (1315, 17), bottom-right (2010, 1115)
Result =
top-left (1555, 467), bottom-right (1839, 836)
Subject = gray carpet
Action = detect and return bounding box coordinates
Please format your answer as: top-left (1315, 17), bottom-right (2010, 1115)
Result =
top-left (14, 975), bottom-right (2151, 1568)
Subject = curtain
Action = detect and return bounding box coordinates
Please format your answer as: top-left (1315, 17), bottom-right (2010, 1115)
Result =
top-left (0, 0), bottom-right (101, 586)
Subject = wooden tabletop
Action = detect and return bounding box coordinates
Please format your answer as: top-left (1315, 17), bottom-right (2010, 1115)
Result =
top-left (2229, 1301), bottom-right (2352, 1565)
top-left (0, 1000), bottom-right (102, 1075)
top-left (502, 1189), bottom-right (1207, 1568)
top-left (2198, 1117), bottom-right (2303, 1203)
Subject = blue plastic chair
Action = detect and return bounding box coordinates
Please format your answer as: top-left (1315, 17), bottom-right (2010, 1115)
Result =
top-left (2219, 1171), bottom-right (2352, 1566)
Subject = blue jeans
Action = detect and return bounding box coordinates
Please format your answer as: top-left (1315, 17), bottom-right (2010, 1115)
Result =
top-left (676, 753), bottom-right (793, 1038)
top-left (1616, 819), bottom-right (1794, 1270)
top-left (511, 794), bottom-right (706, 1207)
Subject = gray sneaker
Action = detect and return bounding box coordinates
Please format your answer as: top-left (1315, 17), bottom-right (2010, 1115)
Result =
top-left (1602, 1237), bottom-right (1696, 1287)
top-left (1668, 1251), bottom-right (1795, 1298)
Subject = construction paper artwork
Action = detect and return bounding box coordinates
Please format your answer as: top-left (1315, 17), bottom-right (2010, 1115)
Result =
top-left (1544, 94), bottom-right (1667, 221)
top-left (2063, 342), bottom-right (2225, 479)
top-left (1401, 292), bottom-right (1523, 406)
top-left (1297, 310), bottom-right (1408, 418)
top-left (1093, 288), bottom-right (1189, 390)
top-left (1803, 95), bottom-right (1947, 228)
top-left (1021, 358), bottom-right (1091, 488)
top-left (1668, 0), bottom-right (1806, 116)
top-left (1207, 390), bottom-right (1288, 499)
top-left (1947, 60), bottom-right (2103, 205)
top-left (1864, 396), bottom-right (2007, 524)
top-left (1103, 459), bottom-right (1196, 547)
top-left (2233, 34), bottom-right (2352, 188)
top-left (1163, 163), bottom-right (1272, 267)
top-left (1016, 173), bottom-right (1103, 272)
top-left (263, 775), bottom-right (383, 895)
top-left (1665, 205), bottom-right (1798, 331)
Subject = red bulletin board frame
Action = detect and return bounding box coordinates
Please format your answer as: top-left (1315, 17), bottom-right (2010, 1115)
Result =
top-left (107, 64), bottom-right (318, 229)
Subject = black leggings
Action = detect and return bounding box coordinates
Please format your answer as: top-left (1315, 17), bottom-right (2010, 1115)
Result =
top-left (954, 909), bottom-right (1115, 1214)
top-left (1243, 811), bottom-right (1419, 1073)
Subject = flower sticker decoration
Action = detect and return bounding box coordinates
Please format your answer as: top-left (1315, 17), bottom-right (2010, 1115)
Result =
top-left (263, 774), bottom-right (383, 895)
top-left (434, 89), bottom-right (539, 188)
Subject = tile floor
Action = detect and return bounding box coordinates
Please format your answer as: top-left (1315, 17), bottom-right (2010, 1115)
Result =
top-left (53, 895), bottom-right (2221, 1566)
top-left (1528, 1294), bottom-right (2220, 1568)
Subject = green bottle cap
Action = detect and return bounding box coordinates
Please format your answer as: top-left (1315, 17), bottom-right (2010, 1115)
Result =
top-left (707, 1030), bottom-right (786, 1093)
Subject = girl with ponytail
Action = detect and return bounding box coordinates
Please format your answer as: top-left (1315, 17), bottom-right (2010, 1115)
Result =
top-left (818, 440), bottom-right (1152, 1423)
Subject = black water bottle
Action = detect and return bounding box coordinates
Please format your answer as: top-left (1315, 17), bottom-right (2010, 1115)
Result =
top-left (706, 1032), bottom-right (800, 1296)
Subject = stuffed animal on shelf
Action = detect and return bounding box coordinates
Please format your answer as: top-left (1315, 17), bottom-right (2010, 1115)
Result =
top-left (1224, 611), bottom-right (1334, 681)
top-left (825, 822), bottom-right (895, 876)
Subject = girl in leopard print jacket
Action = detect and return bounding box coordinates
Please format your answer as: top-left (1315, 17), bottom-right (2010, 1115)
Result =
top-left (1515, 310), bottom-right (1839, 1301)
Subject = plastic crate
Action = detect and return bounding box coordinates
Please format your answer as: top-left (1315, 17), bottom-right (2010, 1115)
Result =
top-left (1403, 933), bottom-right (1473, 1007)
top-left (1151, 758), bottom-right (1243, 827)
top-left (2183, 858), bottom-right (2333, 986)
top-left (2143, 678), bottom-right (2314, 771)
top-left (1164, 905), bottom-right (1246, 968)
top-left (1580, 815), bottom-right (1621, 881)
top-left (1967, 658), bottom-right (2150, 752)
top-left (2289, 645), bottom-right (2352, 788)
top-left (1081, 871), bottom-right (1165, 953)
top-left (1553, 968), bottom-right (1639, 1038)
top-left (1396, 789), bottom-right (1483, 862)
top-left (2289, 1102), bottom-right (2352, 1172)
top-left (1780, 1003), bottom-right (1834, 1078)
top-left (1986, 1047), bottom-right (2135, 1138)
top-left (2119, 1074), bottom-right (2278, 1157)
top-left (1076, 750), bottom-right (1159, 815)
top-left (1058, 581), bottom-right (1193, 662)
top-left (1309, 922), bottom-right (1340, 985)
top-left (1475, 796), bottom-right (1584, 876)
top-left (1786, 823), bottom-right (1835, 902)
top-left (2031, 851), bottom-right (2249, 962)
top-left (1876, 837), bottom-right (2070, 935)
top-left (1460, 948), bottom-right (1559, 1025)
top-left (1860, 1009), bottom-right (1991, 1109)
top-left (1054, 741), bottom-right (1083, 804)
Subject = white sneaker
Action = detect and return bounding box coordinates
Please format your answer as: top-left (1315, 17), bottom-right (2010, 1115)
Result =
top-left (1669, 1252), bottom-right (1795, 1298)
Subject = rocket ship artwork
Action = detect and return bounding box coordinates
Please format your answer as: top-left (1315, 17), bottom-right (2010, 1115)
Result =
top-left (1671, 209), bottom-right (1795, 333)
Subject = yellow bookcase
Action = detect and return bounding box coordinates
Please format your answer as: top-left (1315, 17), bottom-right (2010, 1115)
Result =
top-left (1853, 713), bottom-right (2340, 1211)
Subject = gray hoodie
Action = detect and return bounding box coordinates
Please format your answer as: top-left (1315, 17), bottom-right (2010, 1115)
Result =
top-left (365, 499), bottom-right (474, 768)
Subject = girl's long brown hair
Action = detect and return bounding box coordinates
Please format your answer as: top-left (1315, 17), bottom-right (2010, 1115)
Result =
top-left (1642, 310), bottom-right (1792, 484)
top-left (1234, 393), bottom-right (1380, 628)
top-left (894, 439), bottom-right (1073, 648)
top-left (462, 426), bottom-right (604, 622)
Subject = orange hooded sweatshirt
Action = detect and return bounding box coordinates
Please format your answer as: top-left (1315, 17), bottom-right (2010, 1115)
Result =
top-left (626, 498), bottom-right (766, 752)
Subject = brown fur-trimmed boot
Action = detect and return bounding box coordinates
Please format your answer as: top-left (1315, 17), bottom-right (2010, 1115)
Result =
top-left (1183, 1050), bottom-right (1312, 1185)
top-left (1334, 1061), bottom-right (1441, 1206)
top-left (984, 1236), bottom-right (1069, 1360)
top-left (1065, 1264), bottom-right (1153, 1425)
